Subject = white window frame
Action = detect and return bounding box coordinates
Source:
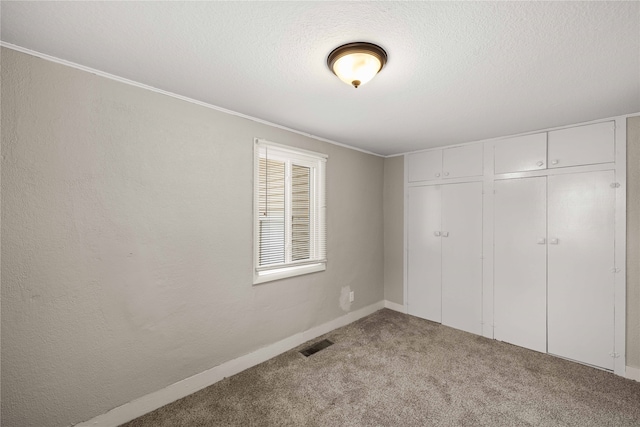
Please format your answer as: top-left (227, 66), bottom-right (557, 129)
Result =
top-left (253, 138), bottom-right (327, 284)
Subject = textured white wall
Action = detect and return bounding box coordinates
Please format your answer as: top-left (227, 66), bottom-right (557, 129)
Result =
top-left (0, 48), bottom-right (384, 427)
top-left (383, 156), bottom-right (404, 305)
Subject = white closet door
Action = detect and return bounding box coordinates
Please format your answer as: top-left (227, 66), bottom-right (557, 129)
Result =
top-left (441, 182), bottom-right (483, 334)
top-left (547, 170), bottom-right (615, 370)
top-left (442, 144), bottom-right (483, 179)
top-left (494, 133), bottom-right (547, 174)
top-left (548, 121), bottom-right (615, 168)
top-left (408, 150), bottom-right (443, 182)
top-left (407, 185), bottom-right (442, 322)
top-left (494, 177), bottom-right (547, 353)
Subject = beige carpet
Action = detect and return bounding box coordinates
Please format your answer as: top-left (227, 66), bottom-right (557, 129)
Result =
top-left (123, 309), bottom-right (640, 426)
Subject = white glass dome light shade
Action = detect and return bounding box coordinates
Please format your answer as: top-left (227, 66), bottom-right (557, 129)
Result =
top-left (332, 53), bottom-right (381, 88)
top-left (327, 43), bottom-right (387, 88)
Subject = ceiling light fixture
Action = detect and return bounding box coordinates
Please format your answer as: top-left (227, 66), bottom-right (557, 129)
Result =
top-left (327, 42), bottom-right (387, 89)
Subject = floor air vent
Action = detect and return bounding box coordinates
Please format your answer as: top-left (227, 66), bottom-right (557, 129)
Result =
top-left (300, 339), bottom-right (334, 357)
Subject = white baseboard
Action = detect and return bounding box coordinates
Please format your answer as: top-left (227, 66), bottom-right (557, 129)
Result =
top-left (75, 301), bottom-right (384, 427)
top-left (626, 366), bottom-right (640, 382)
top-left (384, 300), bottom-right (406, 313)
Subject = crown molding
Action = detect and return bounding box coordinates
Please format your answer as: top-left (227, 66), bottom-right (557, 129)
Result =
top-left (0, 42), bottom-right (384, 158)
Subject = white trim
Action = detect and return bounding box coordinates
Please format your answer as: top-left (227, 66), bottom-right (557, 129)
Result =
top-left (481, 141), bottom-right (495, 339)
top-left (255, 138), bottom-right (328, 160)
top-left (384, 300), bottom-right (406, 313)
top-left (253, 263), bottom-right (326, 285)
top-left (394, 113), bottom-right (640, 158)
top-left (406, 175), bottom-right (484, 187)
top-left (626, 366), bottom-right (640, 382)
top-left (75, 301), bottom-right (385, 427)
top-left (494, 162), bottom-right (615, 180)
top-left (0, 42), bottom-right (382, 158)
top-left (402, 155), bottom-right (409, 311)
top-left (613, 117), bottom-right (627, 376)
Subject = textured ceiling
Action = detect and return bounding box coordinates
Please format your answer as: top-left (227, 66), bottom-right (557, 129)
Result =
top-left (1, 1), bottom-right (639, 156)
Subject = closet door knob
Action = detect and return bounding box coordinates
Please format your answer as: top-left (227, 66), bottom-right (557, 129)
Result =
top-left (536, 161), bottom-right (544, 167)
top-left (551, 159), bottom-right (559, 165)
top-left (442, 231), bottom-right (449, 237)
top-left (435, 173), bottom-right (441, 177)
top-left (443, 172), bottom-right (449, 176)
top-left (537, 238), bottom-right (546, 244)
top-left (549, 238), bottom-right (559, 245)
top-left (434, 231), bottom-right (441, 237)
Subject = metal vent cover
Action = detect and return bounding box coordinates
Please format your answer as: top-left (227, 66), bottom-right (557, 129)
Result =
top-left (300, 339), bottom-right (334, 357)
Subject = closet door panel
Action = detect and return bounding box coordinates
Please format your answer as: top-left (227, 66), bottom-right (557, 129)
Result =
top-left (547, 170), bottom-right (615, 370)
top-left (494, 133), bottom-right (547, 174)
top-left (442, 145), bottom-right (483, 179)
top-left (548, 121), bottom-right (615, 168)
top-left (407, 185), bottom-right (442, 322)
top-left (441, 182), bottom-right (483, 334)
top-left (408, 150), bottom-right (443, 182)
top-left (494, 177), bottom-right (547, 353)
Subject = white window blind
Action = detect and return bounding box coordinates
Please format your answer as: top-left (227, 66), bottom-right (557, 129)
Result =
top-left (254, 139), bottom-right (327, 284)
top-left (291, 164), bottom-right (311, 261)
top-left (258, 157), bottom-right (286, 266)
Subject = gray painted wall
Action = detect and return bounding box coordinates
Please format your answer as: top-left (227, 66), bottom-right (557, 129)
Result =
top-left (627, 116), bottom-right (640, 369)
top-left (383, 156), bottom-right (404, 305)
top-left (0, 48), bottom-right (384, 427)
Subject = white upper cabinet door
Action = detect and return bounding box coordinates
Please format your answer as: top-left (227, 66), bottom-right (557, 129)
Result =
top-left (494, 133), bottom-right (547, 174)
top-left (548, 121), bottom-right (615, 168)
top-left (441, 182), bottom-right (483, 335)
top-left (407, 185), bottom-right (442, 322)
top-left (494, 177), bottom-right (547, 353)
top-left (407, 150), bottom-right (443, 182)
top-left (547, 170), bottom-right (615, 370)
top-left (442, 144), bottom-right (483, 179)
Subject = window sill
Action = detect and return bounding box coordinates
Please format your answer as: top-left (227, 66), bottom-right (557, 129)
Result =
top-left (253, 263), bottom-right (326, 285)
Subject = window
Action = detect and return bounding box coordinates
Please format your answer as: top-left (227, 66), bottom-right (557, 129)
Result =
top-left (254, 139), bottom-right (327, 284)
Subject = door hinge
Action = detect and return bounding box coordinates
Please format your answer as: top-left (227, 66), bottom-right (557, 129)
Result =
top-left (611, 267), bottom-right (620, 273)
top-left (610, 182), bottom-right (620, 188)
top-left (610, 352), bottom-right (620, 358)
